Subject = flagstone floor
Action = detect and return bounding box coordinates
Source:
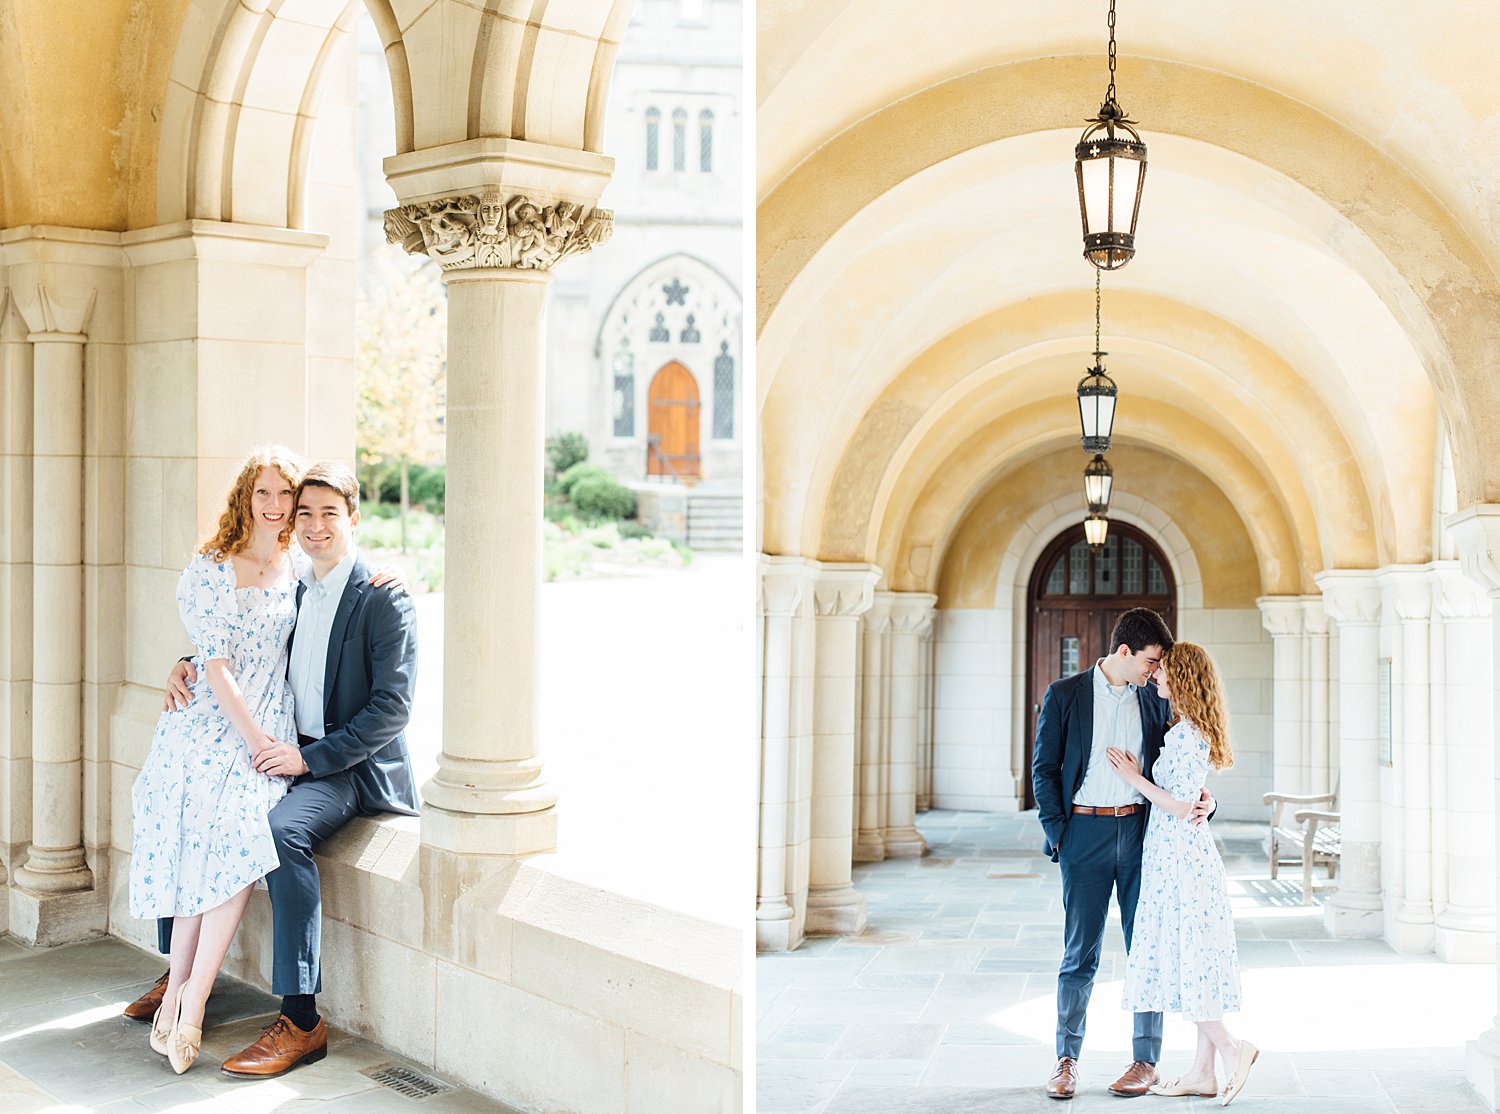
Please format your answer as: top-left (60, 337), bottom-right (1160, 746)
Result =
top-left (757, 811), bottom-right (1494, 1114)
top-left (0, 935), bottom-right (512, 1111)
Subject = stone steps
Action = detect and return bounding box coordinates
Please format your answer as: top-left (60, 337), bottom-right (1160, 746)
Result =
top-left (687, 493), bottom-right (743, 552)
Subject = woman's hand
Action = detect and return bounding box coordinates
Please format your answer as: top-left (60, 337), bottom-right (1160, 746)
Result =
top-left (367, 565), bottom-right (409, 593)
top-left (1106, 747), bottom-right (1143, 785)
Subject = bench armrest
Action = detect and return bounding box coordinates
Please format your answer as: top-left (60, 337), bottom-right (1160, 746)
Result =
top-left (1263, 792), bottom-right (1337, 806)
top-left (1293, 809), bottom-right (1341, 824)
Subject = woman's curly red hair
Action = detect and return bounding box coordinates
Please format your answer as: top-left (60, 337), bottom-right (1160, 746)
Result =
top-left (199, 447), bottom-right (303, 562)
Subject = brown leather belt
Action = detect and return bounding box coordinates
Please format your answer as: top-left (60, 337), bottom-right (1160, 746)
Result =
top-left (1072, 804), bottom-right (1143, 817)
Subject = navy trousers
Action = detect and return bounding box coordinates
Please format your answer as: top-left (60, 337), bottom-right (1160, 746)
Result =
top-left (1056, 811), bottom-right (1163, 1063)
top-left (156, 770), bottom-right (359, 996)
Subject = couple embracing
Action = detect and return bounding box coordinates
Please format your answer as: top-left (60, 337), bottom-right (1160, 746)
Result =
top-left (124, 448), bottom-right (419, 1076)
top-left (1033, 608), bottom-right (1259, 1106)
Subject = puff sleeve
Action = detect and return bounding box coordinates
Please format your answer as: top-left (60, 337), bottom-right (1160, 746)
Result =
top-left (176, 552), bottom-right (239, 661)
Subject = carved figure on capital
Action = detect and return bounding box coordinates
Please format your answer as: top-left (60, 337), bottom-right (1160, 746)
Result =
top-left (383, 191), bottom-right (614, 272)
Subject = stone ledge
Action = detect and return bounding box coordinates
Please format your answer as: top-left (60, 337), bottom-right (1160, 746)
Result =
top-left (104, 810), bottom-right (742, 1112)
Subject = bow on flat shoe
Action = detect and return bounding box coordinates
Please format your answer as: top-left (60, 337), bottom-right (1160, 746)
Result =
top-left (166, 996), bottom-right (203, 1075)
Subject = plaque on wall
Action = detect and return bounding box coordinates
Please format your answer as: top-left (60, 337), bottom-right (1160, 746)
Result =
top-left (1377, 657), bottom-right (1393, 767)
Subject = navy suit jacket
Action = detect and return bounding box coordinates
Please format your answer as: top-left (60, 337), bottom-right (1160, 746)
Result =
top-left (1031, 668), bottom-right (1173, 863)
top-left (291, 555), bottom-right (421, 817)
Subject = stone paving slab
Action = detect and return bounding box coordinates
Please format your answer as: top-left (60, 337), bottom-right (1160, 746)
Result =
top-left (0, 935), bottom-right (517, 1112)
top-left (757, 811), bottom-right (1492, 1114)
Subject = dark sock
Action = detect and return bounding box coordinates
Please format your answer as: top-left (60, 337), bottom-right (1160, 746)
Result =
top-left (281, 994), bottom-right (319, 1031)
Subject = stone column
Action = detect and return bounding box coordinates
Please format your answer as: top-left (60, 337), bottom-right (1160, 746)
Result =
top-left (11, 290), bottom-right (96, 906)
top-left (1432, 563), bottom-right (1495, 963)
top-left (854, 598), bottom-right (893, 862)
top-left (1302, 598), bottom-right (1334, 794)
top-left (1381, 566), bottom-right (1435, 953)
top-left (382, 142), bottom-right (614, 857)
top-left (882, 592), bottom-right (936, 857)
top-left (1258, 595), bottom-right (1308, 792)
top-left (0, 291), bottom-right (31, 892)
top-left (916, 617), bottom-right (936, 813)
top-left (757, 557), bottom-right (810, 951)
top-left (1316, 570), bottom-right (1384, 938)
top-left (1447, 505), bottom-right (1500, 1106)
top-left (805, 562), bottom-right (879, 936)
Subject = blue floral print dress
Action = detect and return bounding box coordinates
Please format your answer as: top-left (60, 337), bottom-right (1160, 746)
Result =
top-left (1120, 718), bottom-right (1242, 1021)
top-left (129, 551), bottom-right (301, 918)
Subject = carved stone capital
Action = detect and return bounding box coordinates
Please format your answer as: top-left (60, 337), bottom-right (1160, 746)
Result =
top-left (1446, 504), bottom-right (1500, 598)
top-left (812, 563), bottom-right (882, 619)
top-left (1432, 560), bottom-right (1492, 620)
top-left (759, 555), bottom-right (814, 618)
top-left (1315, 569), bottom-right (1382, 626)
top-left (879, 591), bottom-right (938, 637)
top-left (1377, 565), bottom-right (1435, 622)
top-left (1257, 595), bottom-right (1307, 638)
top-left (1300, 596), bottom-right (1332, 637)
top-left (12, 284), bottom-right (97, 339)
top-left (863, 598), bottom-right (894, 637)
top-left (384, 189), bottom-right (612, 273)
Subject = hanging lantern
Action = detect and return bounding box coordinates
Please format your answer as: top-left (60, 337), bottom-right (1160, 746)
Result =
top-left (1084, 454), bottom-right (1113, 512)
top-left (1084, 513), bottom-right (1110, 551)
top-left (1074, 0), bottom-right (1147, 270)
top-left (1077, 358), bottom-right (1117, 454)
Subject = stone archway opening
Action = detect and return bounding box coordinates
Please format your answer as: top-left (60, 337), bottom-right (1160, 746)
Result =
top-left (1022, 522), bottom-right (1177, 808)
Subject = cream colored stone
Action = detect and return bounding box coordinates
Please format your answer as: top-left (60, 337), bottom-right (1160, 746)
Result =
top-left (124, 342), bottom-right (200, 458)
top-left (434, 962), bottom-right (627, 1114)
top-left (242, 17), bottom-right (331, 115)
top-left (318, 918), bottom-right (438, 1066)
top-left (624, 1030), bottom-right (740, 1114)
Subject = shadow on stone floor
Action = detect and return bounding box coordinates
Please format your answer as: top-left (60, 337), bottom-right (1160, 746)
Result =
top-left (757, 811), bottom-right (1492, 1114)
top-left (0, 935), bottom-right (515, 1111)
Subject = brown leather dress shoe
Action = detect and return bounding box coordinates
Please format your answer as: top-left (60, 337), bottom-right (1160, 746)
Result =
top-left (122, 970), bottom-right (170, 1022)
top-left (1046, 1056), bottom-right (1078, 1100)
top-left (1108, 1060), bottom-right (1159, 1097)
top-left (220, 1015), bottom-right (328, 1077)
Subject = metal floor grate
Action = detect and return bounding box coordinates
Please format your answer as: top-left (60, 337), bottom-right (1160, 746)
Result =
top-left (361, 1063), bottom-right (455, 1100)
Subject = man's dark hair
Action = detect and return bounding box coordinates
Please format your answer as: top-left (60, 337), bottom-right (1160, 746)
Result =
top-left (1108, 607), bottom-right (1174, 655)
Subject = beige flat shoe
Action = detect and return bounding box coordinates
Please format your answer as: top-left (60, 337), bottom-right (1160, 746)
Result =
top-left (149, 1000), bottom-right (173, 1056)
top-left (1220, 1041), bottom-right (1259, 1107)
top-left (1149, 1075), bottom-right (1218, 1097)
top-left (166, 996), bottom-right (203, 1075)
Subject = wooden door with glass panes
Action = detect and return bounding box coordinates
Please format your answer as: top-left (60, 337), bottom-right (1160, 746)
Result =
top-left (1022, 523), bottom-right (1175, 808)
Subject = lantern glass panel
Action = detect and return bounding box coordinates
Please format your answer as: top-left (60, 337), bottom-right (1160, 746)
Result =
top-left (1084, 515), bottom-right (1109, 548)
top-left (1080, 156), bottom-right (1110, 234)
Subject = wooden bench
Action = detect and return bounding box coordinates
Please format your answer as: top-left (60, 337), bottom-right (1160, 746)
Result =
top-left (1263, 791), bottom-right (1340, 904)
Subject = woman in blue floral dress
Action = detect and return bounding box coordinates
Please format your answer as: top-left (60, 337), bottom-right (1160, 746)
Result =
top-left (129, 448), bottom-right (305, 1073)
top-left (1107, 642), bottom-right (1259, 1107)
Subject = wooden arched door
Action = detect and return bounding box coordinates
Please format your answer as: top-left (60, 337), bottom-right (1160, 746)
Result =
top-left (647, 361), bottom-right (701, 479)
top-left (1023, 523), bottom-right (1176, 808)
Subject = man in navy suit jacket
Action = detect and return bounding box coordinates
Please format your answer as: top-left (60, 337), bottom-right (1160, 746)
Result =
top-left (131, 462), bottom-right (419, 1077)
top-left (1032, 608), bottom-right (1213, 1101)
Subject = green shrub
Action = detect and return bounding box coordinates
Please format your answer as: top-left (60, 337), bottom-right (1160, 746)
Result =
top-left (546, 431), bottom-right (589, 480)
top-left (617, 521), bottom-right (653, 540)
top-left (570, 475), bottom-right (636, 523)
top-left (411, 465), bottom-right (445, 515)
top-left (558, 461), bottom-right (612, 499)
top-left (366, 501), bottom-right (399, 520)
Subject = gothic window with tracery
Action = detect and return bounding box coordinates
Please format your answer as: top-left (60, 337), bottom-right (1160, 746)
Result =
top-left (650, 313), bottom-right (669, 342)
top-left (645, 107), bottom-right (660, 171)
top-left (712, 342), bottom-right (735, 439)
top-left (699, 110), bottom-right (714, 172)
top-left (672, 109), bottom-right (687, 171)
top-left (680, 314), bottom-right (700, 343)
top-left (613, 340), bottom-right (635, 437)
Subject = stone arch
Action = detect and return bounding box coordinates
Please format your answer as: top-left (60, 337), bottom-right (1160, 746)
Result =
top-left (157, 0), bottom-right (632, 229)
top-left (1000, 496), bottom-right (1204, 614)
top-left (758, 56), bottom-right (1500, 505)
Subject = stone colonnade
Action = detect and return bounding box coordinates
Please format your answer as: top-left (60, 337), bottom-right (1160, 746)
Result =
top-left (1258, 563), bottom-right (1496, 961)
top-left (756, 556), bottom-right (936, 952)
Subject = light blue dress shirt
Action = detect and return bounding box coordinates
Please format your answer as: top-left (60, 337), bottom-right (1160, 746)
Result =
top-left (1072, 659), bottom-right (1148, 808)
top-left (289, 548), bottom-right (357, 740)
